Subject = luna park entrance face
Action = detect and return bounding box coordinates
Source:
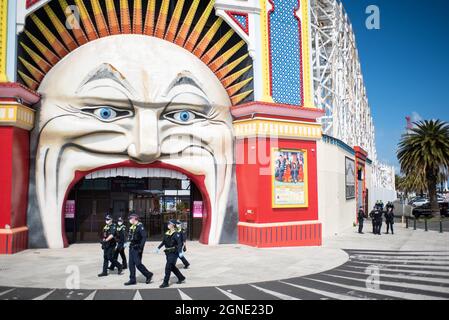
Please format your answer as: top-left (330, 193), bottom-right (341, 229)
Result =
top-left (64, 175), bottom-right (204, 244)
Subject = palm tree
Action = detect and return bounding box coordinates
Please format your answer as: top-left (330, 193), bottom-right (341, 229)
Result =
top-left (397, 120), bottom-right (449, 215)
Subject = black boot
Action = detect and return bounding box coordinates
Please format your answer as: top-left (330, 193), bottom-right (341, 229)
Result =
top-left (98, 272), bottom-right (108, 277)
top-left (117, 265), bottom-right (123, 275)
top-left (176, 277), bottom-right (186, 284)
top-left (124, 280), bottom-right (137, 286)
top-left (159, 282), bottom-right (169, 288)
top-left (146, 274), bottom-right (153, 284)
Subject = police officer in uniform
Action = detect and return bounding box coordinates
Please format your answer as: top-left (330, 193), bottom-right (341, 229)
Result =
top-left (156, 219), bottom-right (186, 288)
top-left (385, 203), bottom-right (395, 234)
top-left (109, 217), bottom-right (127, 271)
top-left (98, 215), bottom-right (123, 277)
top-left (374, 207), bottom-right (382, 235)
top-left (357, 206), bottom-right (365, 234)
top-left (124, 213), bottom-right (153, 286)
top-left (369, 206), bottom-right (376, 234)
top-left (176, 220), bottom-right (190, 269)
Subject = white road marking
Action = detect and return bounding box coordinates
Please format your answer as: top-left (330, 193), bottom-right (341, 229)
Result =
top-left (178, 289), bottom-right (193, 300)
top-left (337, 268), bottom-right (449, 284)
top-left (302, 277), bottom-right (445, 300)
top-left (215, 287), bottom-right (245, 300)
top-left (280, 281), bottom-right (366, 300)
top-left (84, 290), bottom-right (97, 300)
top-left (250, 284), bottom-right (300, 300)
top-left (316, 273), bottom-right (449, 295)
top-left (133, 290), bottom-right (142, 300)
top-left (0, 289), bottom-right (15, 297)
top-left (33, 289), bottom-right (55, 300)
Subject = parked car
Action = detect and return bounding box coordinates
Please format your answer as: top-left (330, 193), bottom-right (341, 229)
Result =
top-left (410, 197), bottom-right (429, 207)
top-left (412, 202), bottom-right (449, 218)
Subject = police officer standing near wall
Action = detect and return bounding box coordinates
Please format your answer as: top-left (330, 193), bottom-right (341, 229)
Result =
top-left (357, 206), bottom-right (365, 234)
top-left (124, 213), bottom-right (153, 286)
top-left (110, 217), bottom-right (127, 271)
top-left (98, 215), bottom-right (123, 277)
top-left (176, 220), bottom-right (190, 269)
top-left (156, 219), bottom-right (186, 288)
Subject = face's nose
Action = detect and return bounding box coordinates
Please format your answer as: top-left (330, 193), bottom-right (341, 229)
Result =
top-left (127, 108), bottom-right (161, 162)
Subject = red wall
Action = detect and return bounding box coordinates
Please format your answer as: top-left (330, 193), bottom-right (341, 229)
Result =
top-left (236, 138), bottom-right (318, 224)
top-left (0, 127), bottom-right (30, 228)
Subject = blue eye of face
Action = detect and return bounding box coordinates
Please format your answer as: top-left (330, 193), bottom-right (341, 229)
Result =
top-left (173, 110), bottom-right (197, 123)
top-left (96, 107), bottom-right (116, 120)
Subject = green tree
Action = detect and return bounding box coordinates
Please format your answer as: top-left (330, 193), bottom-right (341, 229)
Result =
top-left (397, 120), bottom-right (449, 214)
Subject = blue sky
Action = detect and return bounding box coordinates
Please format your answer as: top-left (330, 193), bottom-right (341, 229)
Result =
top-left (341, 0), bottom-right (449, 172)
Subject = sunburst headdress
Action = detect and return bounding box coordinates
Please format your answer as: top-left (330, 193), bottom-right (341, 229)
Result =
top-left (18, 0), bottom-right (254, 105)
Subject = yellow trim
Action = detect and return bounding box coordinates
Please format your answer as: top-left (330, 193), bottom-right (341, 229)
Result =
top-left (271, 148), bottom-right (309, 208)
top-left (0, 103), bottom-right (36, 130)
top-left (233, 118), bottom-right (322, 140)
top-left (299, 0), bottom-right (315, 108)
top-left (0, 0), bottom-right (8, 82)
top-left (259, 0), bottom-right (273, 103)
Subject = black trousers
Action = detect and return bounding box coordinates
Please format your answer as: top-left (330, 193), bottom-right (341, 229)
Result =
top-left (179, 254), bottom-right (190, 267)
top-left (358, 220), bottom-right (364, 233)
top-left (129, 247), bottom-right (153, 282)
top-left (103, 245), bottom-right (122, 273)
top-left (386, 222), bottom-right (394, 234)
top-left (111, 245), bottom-right (127, 269)
top-left (163, 252), bottom-right (185, 284)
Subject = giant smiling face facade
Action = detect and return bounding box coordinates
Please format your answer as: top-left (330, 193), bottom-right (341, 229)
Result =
top-left (30, 35), bottom-right (236, 248)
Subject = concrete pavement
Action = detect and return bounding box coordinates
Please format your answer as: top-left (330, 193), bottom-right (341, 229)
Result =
top-left (0, 221), bottom-right (448, 291)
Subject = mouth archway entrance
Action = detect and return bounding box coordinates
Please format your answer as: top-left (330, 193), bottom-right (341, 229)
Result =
top-left (62, 162), bottom-right (210, 246)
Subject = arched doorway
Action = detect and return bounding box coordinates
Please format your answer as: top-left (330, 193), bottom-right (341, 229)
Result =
top-left (63, 166), bottom-right (206, 245)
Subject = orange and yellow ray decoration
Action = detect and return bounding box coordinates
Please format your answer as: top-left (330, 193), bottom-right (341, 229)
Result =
top-left (59, 0), bottom-right (88, 46)
top-left (106, 0), bottom-right (121, 35)
top-left (165, 0), bottom-right (185, 43)
top-left (143, 0), bottom-right (156, 36)
top-left (19, 0), bottom-right (253, 105)
top-left (133, 0), bottom-right (143, 35)
top-left (91, 0), bottom-right (110, 38)
top-left (174, 0), bottom-right (200, 47)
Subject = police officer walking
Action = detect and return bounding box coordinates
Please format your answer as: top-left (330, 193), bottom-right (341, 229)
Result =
top-left (98, 215), bottom-right (123, 277)
top-left (357, 206), bottom-right (365, 234)
top-left (124, 213), bottom-right (153, 286)
top-left (109, 217), bottom-right (127, 271)
top-left (176, 220), bottom-right (190, 269)
top-left (156, 219), bottom-right (186, 288)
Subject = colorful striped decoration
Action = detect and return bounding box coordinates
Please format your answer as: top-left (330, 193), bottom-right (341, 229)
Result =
top-left (19, 0), bottom-right (254, 105)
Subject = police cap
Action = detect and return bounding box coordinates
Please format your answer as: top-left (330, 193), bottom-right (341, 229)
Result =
top-left (128, 213), bottom-right (139, 220)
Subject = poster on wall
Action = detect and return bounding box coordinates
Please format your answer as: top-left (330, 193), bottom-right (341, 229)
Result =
top-left (272, 148), bottom-right (308, 208)
top-left (193, 201), bottom-right (203, 218)
top-left (64, 200), bottom-right (75, 219)
top-left (345, 157), bottom-right (356, 200)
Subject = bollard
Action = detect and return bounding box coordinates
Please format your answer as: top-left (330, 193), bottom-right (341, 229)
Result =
top-left (440, 219), bottom-right (443, 233)
top-left (414, 216), bottom-right (417, 230)
top-left (406, 216), bottom-right (409, 229)
top-left (424, 218), bottom-right (428, 232)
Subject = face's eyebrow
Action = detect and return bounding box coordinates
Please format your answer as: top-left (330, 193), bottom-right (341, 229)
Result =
top-left (76, 63), bottom-right (137, 97)
top-left (164, 72), bottom-right (208, 98)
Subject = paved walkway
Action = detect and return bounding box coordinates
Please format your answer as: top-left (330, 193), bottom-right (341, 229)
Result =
top-left (1, 222), bottom-right (448, 300)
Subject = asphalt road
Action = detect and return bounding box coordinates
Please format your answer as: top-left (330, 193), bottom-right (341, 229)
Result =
top-left (1, 249), bottom-right (448, 300)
